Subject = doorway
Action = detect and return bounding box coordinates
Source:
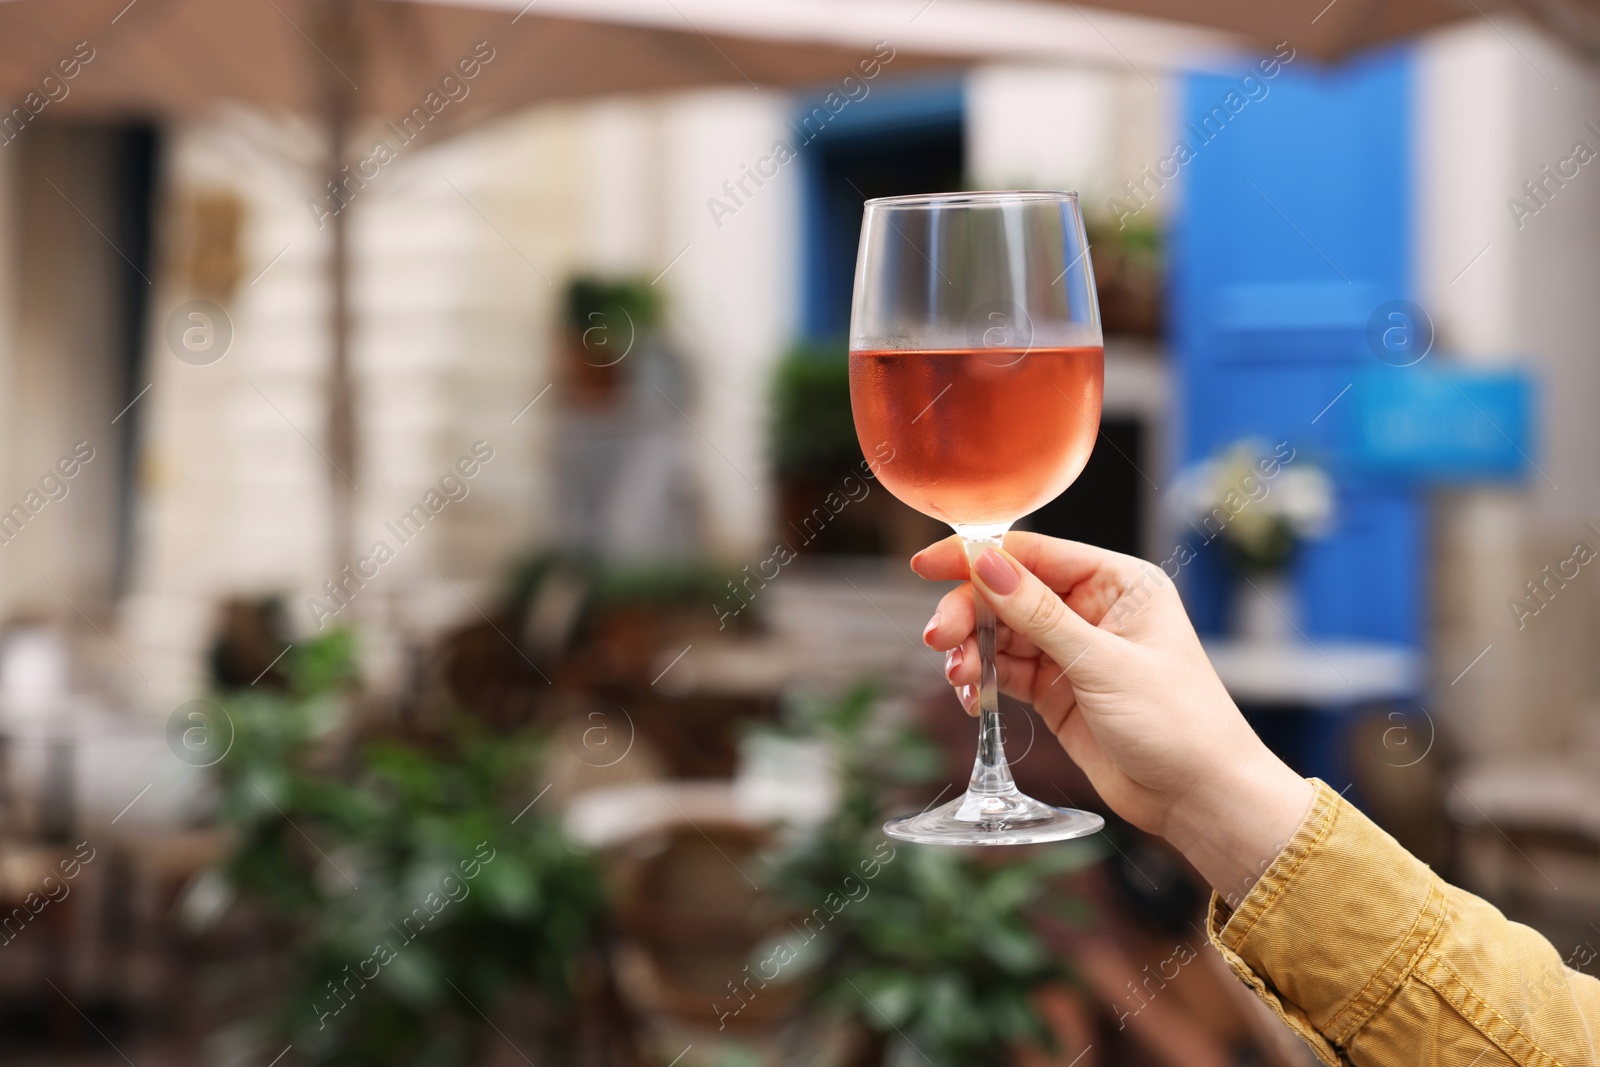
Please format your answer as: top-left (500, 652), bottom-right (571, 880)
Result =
top-left (5, 120), bottom-right (159, 619)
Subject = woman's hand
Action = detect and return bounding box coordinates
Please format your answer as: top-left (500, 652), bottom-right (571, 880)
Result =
top-left (914, 531), bottom-right (1314, 899)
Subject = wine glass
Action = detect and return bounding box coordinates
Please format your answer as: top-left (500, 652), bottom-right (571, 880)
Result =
top-left (848, 190), bottom-right (1106, 846)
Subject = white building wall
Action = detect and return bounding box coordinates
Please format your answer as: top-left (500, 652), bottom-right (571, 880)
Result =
top-left (1417, 22), bottom-right (1600, 757)
top-left (966, 64), bottom-right (1174, 221)
top-left (658, 89), bottom-right (799, 560)
top-left (123, 106), bottom-right (586, 707)
top-left (582, 100), bottom-right (665, 276)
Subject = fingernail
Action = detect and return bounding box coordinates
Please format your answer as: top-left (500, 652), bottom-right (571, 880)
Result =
top-left (921, 613), bottom-right (940, 646)
top-left (944, 646), bottom-right (963, 678)
top-left (974, 549), bottom-right (1019, 595)
top-left (959, 684), bottom-right (976, 712)
top-left (909, 551), bottom-right (924, 574)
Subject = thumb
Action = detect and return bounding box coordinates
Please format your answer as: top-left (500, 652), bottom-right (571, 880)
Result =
top-left (969, 547), bottom-right (1109, 677)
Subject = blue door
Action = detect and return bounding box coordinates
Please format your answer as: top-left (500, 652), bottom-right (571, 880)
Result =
top-left (1172, 48), bottom-right (1422, 647)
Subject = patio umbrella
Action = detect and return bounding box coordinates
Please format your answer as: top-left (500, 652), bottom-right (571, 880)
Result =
top-left (0, 0), bottom-right (977, 573)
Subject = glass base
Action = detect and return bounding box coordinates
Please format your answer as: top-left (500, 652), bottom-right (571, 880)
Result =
top-left (884, 788), bottom-right (1104, 846)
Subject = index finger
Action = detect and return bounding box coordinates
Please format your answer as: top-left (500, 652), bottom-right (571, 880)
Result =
top-left (910, 530), bottom-right (1141, 592)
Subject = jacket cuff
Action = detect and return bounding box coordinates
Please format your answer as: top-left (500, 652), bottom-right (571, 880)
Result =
top-left (1206, 779), bottom-right (1449, 1056)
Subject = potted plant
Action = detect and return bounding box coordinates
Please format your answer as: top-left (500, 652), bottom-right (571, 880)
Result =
top-left (763, 685), bottom-right (1100, 1066)
top-left (1170, 439), bottom-right (1334, 641)
top-left (197, 633), bottom-right (610, 1066)
top-left (561, 276), bottom-right (664, 409)
top-left (1082, 213), bottom-right (1163, 338)
top-left (769, 340), bottom-right (941, 557)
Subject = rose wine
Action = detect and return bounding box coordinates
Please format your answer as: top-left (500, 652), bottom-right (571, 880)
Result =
top-left (849, 346), bottom-right (1104, 526)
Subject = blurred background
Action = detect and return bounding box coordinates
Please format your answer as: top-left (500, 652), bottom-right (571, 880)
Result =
top-left (0, 0), bottom-right (1597, 1063)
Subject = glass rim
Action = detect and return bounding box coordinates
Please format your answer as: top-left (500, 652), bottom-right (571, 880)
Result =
top-left (863, 189), bottom-right (1081, 209)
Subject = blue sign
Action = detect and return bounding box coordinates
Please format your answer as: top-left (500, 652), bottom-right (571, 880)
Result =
top-left (1350, 366), bottom-right (1536, 482)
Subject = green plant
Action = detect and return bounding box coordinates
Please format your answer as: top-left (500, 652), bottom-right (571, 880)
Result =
top-left (585, 560), bottom-right (738, 618)
top-left (769, 339), bottom-right (862, 482)
top-left (505, 550), bottom-right (744, 638)
top-left (563, 275), bottom-right (664, 334)
top-left (766, 686), bottom-right (1099, 1066)
top-left (207, 632), bottom-right (605, 1066)
top-left (1082, 211), bottom-right (1164, 338)
top-left (1084, 211), bottom-right (1162, 274)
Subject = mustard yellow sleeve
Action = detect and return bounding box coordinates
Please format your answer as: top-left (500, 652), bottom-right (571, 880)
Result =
top-left (1207, 779), bottom-right (1600, 1067)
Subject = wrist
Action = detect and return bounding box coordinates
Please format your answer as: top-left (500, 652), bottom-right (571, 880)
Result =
top-left (1159, 748), bottom-right (1315, 906)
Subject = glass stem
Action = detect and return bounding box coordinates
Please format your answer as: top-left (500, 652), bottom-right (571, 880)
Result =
top-left (958, 525), bottom-right (1017, 798)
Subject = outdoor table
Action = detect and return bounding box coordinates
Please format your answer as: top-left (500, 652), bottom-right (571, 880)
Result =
top-left (1203, 637), bottom-right (1423, 792)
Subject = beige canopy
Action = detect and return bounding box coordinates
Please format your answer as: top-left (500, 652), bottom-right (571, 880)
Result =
top-left (1069, 0), bottom-right (1480, 64)
top-left (0, 0), bottom-right (969, 124)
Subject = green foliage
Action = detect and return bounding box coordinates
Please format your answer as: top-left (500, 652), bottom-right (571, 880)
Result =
top-left (505, 550), bottom-right (742, 636)
top-left (769, 339), bottom-right (863, 481)
top-left (563, 275), bottom-right (664, 333)
top-left (584, 560), bottom-right (739, 615)
top-left (1085, 210), bottom-right (1162, 265)
top-left (209, 633), bottom-right (604, 1067)
top-left (767, 686), bottom-right (1099, 1066)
